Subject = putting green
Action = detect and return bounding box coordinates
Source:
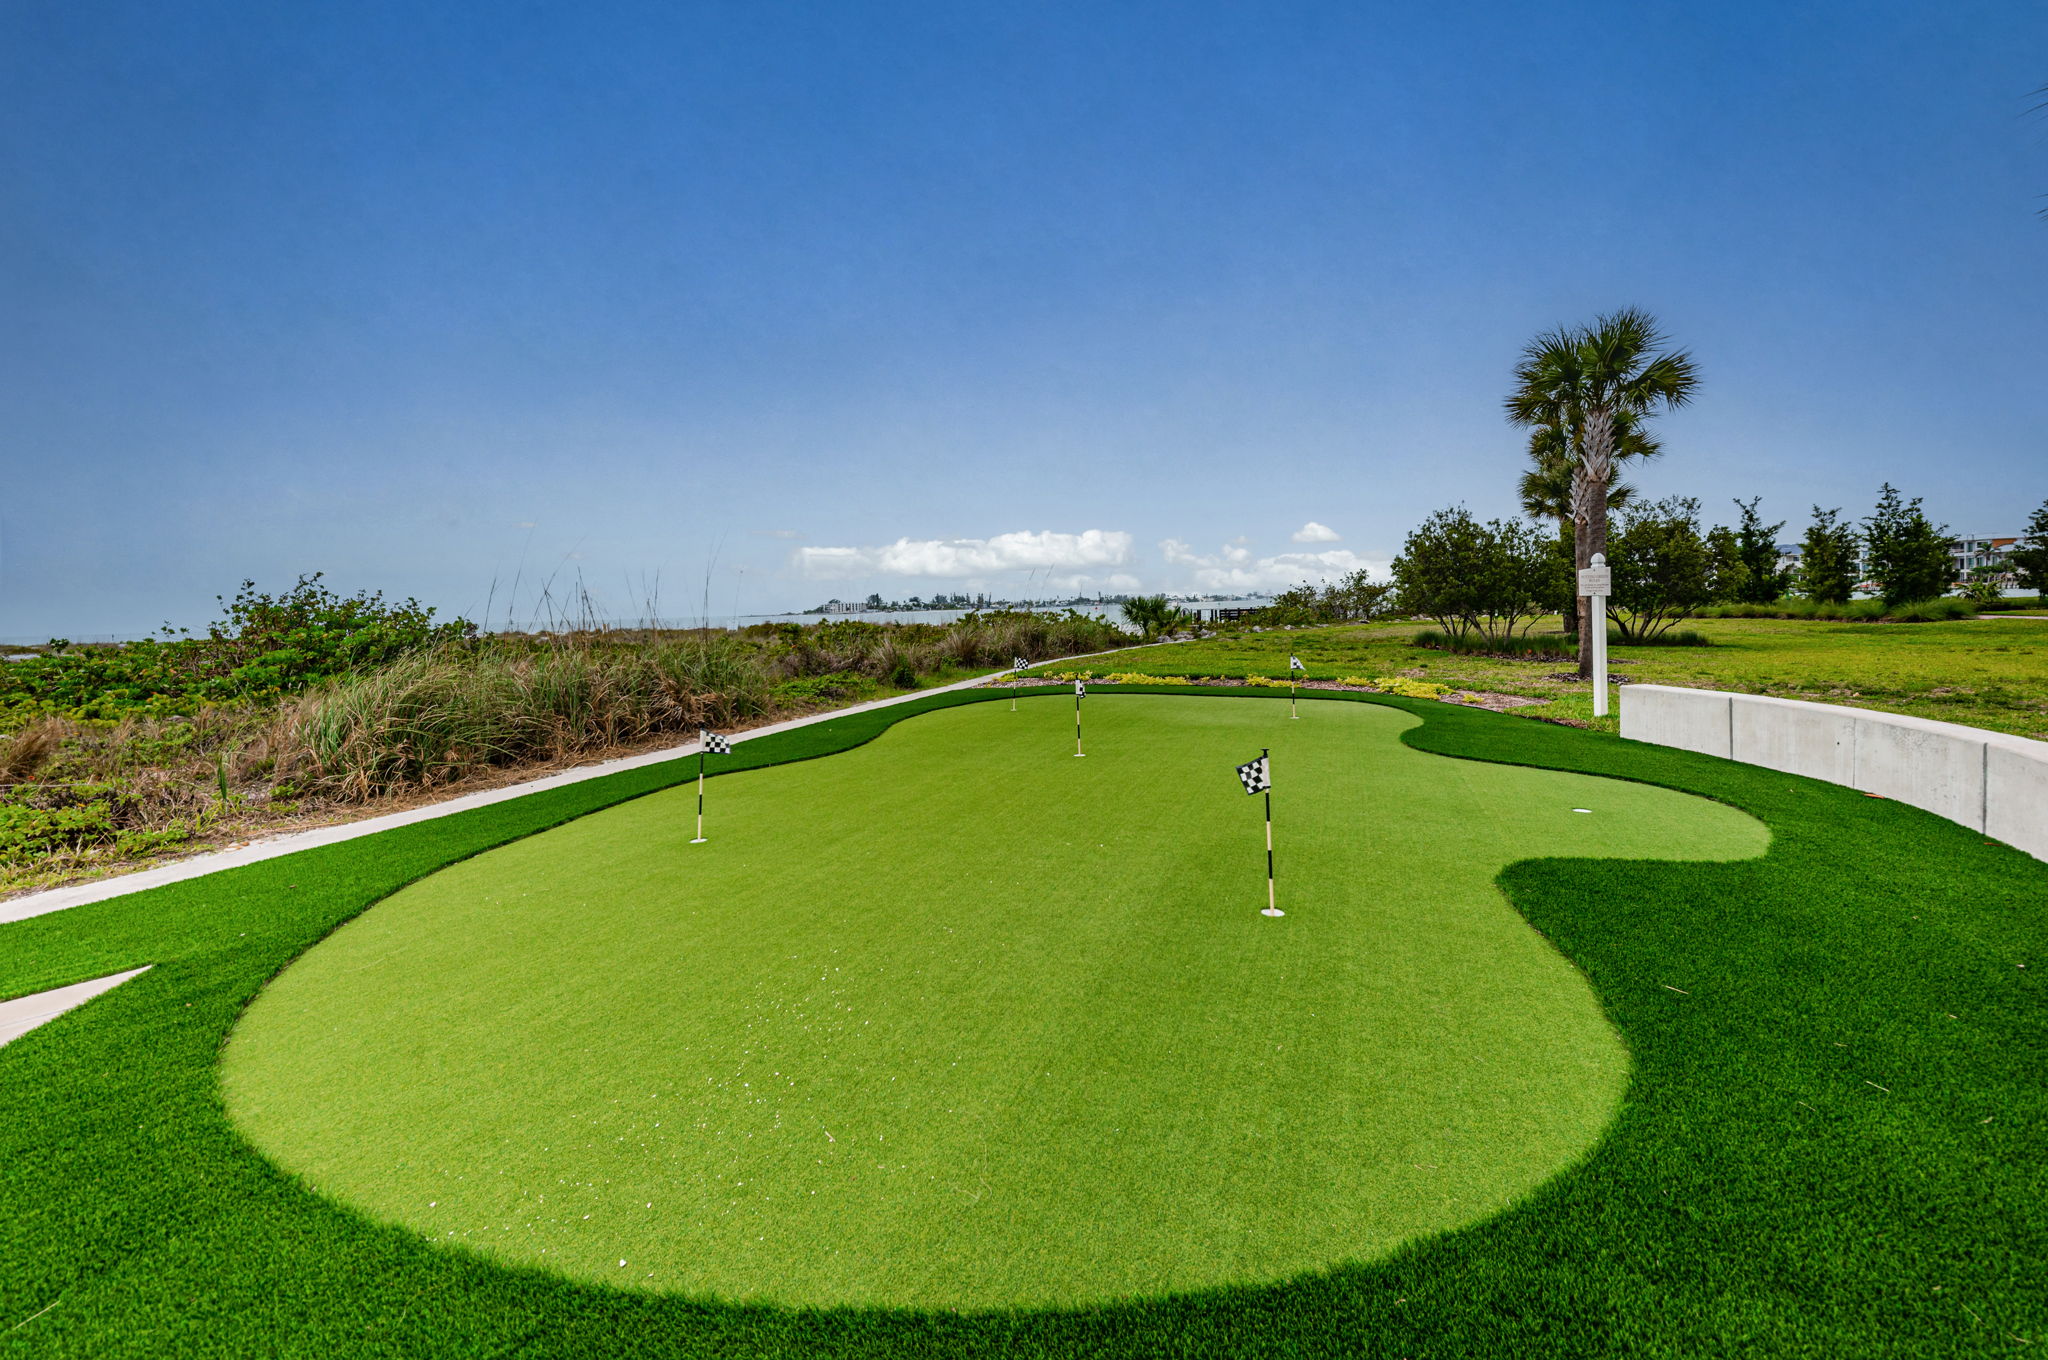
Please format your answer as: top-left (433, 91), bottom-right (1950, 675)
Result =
top-left (221, 695), bottom-right (1767, 1311)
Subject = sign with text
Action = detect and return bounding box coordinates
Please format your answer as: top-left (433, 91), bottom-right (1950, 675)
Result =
top-left (1577, 565), bottom-right (1613, 596)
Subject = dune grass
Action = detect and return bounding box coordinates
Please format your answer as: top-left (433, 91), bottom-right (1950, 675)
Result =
top-left (0, 686), bottom-right (2042, 1356)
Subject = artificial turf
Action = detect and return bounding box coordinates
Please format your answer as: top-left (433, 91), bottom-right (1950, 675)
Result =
top-left (0, 687), bottom-right (2042, 1357)
top-left (220, 697), bottom-right (1764, 1311)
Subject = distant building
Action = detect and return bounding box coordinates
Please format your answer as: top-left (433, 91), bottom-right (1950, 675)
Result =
top-left (1774, 534), bottom-right (2018, 590)
top-left (1951, 535), bottom-right (2017, 581)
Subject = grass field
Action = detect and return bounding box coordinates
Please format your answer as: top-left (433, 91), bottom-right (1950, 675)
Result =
top-left (1088, 615), bottom-right (2048, 738)
top-left (1, 686), bottom-right (2042, 1356)
top-left (221, 697), bottom-right (1763, 1311)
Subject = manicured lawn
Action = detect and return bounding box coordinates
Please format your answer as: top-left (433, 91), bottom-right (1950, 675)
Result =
top-left (1, 686), bottom-right (2041, 1356)
top-left (222, 697), bottom-right (1761, 1311)
top-left (1092, 616), bottom-right (2048, 738)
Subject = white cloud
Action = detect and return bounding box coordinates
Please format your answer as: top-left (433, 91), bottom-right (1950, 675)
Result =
top-left (1291, 521), bottom-right (1341, 544)
top-left (1160, 538), bottom-right (1388, 593)
top-left (795, 529), bottom-right (1134, 580)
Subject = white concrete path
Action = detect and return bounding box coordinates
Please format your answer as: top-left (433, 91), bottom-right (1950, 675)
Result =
top-left (0, 967), bottom-right (151, 1049)
top-left (1, 643), bottom-right (1160, 928)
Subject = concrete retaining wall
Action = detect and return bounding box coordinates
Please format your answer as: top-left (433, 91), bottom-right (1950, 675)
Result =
top-left (1620, 684), bottom-right (2048, 862)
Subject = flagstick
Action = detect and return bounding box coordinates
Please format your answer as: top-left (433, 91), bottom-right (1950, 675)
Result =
top-left (1290, 676), bottom-right (1298, 719)
top-left (690, 733), bottom-right (708, 844)
top-left (1261, 748), bottom-right (1283, 916)
top-left (1011, 672), bottom-right (1018, 711)
top-left (1074, 686), bottom-right (1085, 757)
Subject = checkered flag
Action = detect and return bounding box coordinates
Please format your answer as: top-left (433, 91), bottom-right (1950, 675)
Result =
top-left (1012, 657), bottom-right (1029, 672)
top-left (1289, 655), bottom-right (1304, 672)
top-left (1074, 679), bottom-right (1086, 697)
top-left (1235, 753), bottom-right (1270, 795)
top-left (701, 731), bottom-right (732, 754)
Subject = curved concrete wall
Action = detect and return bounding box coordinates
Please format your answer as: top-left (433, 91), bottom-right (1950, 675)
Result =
top-left (1619, 684), bottom-right (2048, 863)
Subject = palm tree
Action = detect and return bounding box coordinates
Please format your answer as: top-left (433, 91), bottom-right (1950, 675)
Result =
top-left (1507, 309), bottom-right (1698, 676)
top-left (1517, 412), bottom-right (1659, 635)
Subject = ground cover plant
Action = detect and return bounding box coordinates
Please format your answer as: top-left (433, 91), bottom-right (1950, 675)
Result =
top-left (1101, 615), bottom-right (2048, 738)
top-left (1696, 597), bottom-right (1977, 622)
top-left (0, 685), bottom-right (2041, 1356)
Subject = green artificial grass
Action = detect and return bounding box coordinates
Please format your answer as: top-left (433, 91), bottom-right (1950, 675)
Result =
top-left (220, 698), bottom-right (1763, 1311)
top-left (1, 686), bottom-right (2042, 1357)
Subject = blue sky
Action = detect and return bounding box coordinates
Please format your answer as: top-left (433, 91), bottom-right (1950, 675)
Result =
top-left (5, 0), bottom-right (2045, 635)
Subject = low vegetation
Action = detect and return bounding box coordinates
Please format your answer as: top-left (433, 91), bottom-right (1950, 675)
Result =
top-left (1411, 628), bottom-right (1712, 660)
top-left (1099, 615), bottom-right (2048, 739)
top-left (1696, 597), bottom-right (1977, 622)
top-left (0, 590), bottom-right (1127, 893)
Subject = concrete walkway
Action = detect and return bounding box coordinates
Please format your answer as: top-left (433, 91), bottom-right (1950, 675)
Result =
top-left (1, 643), bottom-right (1160, 928)
top-left (0, 967), bottom-right (151, 1048)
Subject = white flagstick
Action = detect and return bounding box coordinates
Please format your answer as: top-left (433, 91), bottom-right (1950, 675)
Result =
top-left (1073, 679), bottom-right (1085, 757)
top-left (1261, 748), bottom-right (1282, 915)
top-left (1289, 655), bottom-right (1303, 719)
top-left (690, 730), bottom-right (708, 844)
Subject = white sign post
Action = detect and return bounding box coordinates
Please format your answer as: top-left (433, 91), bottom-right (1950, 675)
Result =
top-left (1578, 553), bottom-right (1613, 718)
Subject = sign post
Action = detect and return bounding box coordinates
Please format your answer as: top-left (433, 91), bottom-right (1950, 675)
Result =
top-left (1578, 553), bottom-right (1612, 718)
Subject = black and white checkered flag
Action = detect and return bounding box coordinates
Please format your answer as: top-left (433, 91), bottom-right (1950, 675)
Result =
top-left (1013, 657), bottom-right (1029, 672)
top-left (1236, 753), bottom-right (1270, 795)
top-left (1074, 679), bottom-right (1086, 697)
top-left (701, 731), bottom-right (732, 755)
top-left (1289, 655), bottom-right (1304, 672)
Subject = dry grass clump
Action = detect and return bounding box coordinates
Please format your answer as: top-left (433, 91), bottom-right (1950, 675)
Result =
top-left (271, 637), bottom-right (772, 801)
top-left (769, 611), bottom-right (1124, 683)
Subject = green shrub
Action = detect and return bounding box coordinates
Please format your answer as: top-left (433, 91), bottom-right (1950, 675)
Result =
top-left (0, 787), bottom-right (123, 865)
top-left (1, 574), bottom-right (473, 721)
top-left (1624, 629), bottom-right (1714, 647)
top-left (1413, 630), bottom-right (1574, 660)
top-left (1884, 597), bottom-right (1978, 623)
top-left (1413, 628), bottom-right (1711, 659)
top-left (1695, 597), bottom-right (1972, 622)
top-left (770, 673), bottom-right (874, 705)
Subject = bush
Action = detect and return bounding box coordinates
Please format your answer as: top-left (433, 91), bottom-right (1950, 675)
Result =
top-left (1341, 675), bottom-right (1452, 699)
top-left (1252, 571), bottom-right (1399, 626)
top-left (1120, 596), bottom-right (1195, 639)
top-left (1607, 496), bottom-right (1713, 642)
top-left (1392, 508), bottom-right (1560, 642)
top-left (1626, 629), bottom-right (1714, 647)
top-left (770, 673), bottom-right (874, 705)
top-left (1, 574), bottom-right (473, 722)
top-left (1885, 597), bottom-right (1978, 623)
top-left (1413, 628), bottom-right (1710, 658)
top-left (1413, 630), bottom-right (1574, 660)
top-left (1695, 597), bottom-right (1973, 622)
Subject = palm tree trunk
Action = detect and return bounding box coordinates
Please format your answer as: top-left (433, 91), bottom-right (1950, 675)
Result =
top-left (1576, 407), bottom-right (1616, 679)
top-left (1557, 518), bottom-right (1578, 636)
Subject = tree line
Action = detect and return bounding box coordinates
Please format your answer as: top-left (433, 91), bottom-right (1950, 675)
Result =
top-left (1381, 309), bottom-right (2048, 656)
